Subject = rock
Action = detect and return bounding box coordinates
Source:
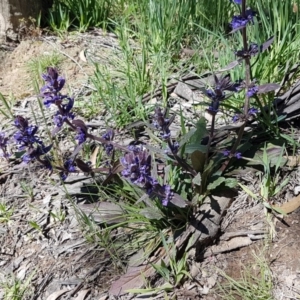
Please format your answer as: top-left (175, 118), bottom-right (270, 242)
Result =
top-left (0, 0), bottom-right (53, 42)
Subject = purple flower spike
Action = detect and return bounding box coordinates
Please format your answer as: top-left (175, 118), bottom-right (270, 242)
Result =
top-left (231, 9), bottom-right (256, 30)
top-left (121, 147), bottom-right (156, 192)
top-left (40, 67), bottom-right (66, 107)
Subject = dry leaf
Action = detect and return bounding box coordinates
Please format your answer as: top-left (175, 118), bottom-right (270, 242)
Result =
top-left (274, 194), bottom-right (300, 214)
top-left (203, 236), bottom-right (252, 258)
top-left (109, 264), bottom-right (156, 296)
top-left (90, 146), bottom-right (99, 167)
top-left (46, 288), bottom-right (69, 300)
top-left (73, 289), bottom-right (90, 300)
top-left (79, 50), bottom-right (87, 62)
top-left (284, 155), bottom-right (300, 167)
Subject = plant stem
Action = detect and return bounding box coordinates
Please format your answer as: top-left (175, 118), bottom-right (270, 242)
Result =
top-left (221, 0), bottom-right (253, 172)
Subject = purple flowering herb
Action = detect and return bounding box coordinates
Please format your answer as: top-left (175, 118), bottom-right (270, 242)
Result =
top-left (235, 43), bottom-right (260, 58)
top-left (206, 75), bottom-right (241, 102)
top-left (102, 129), bottom-right (114, 156)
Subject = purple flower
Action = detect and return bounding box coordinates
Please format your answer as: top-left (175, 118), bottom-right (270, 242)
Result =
top-left (53, 97), bottom-right (75, 128)
top-left (247, 86), bottom-right (259, 98)
top-left (232, 114), bottom-right (239, 123)
top-left (102, 130), bottom-right (114, 156)
top-left (231, 0), bottom-right (242, 4)
top-left (13, 116), bottom-right (42, 150)
top-left (40, 67), bottom-right (66, 107)
top-left (161, 185), bottom-right (174, 206)
top-left (60, 159), bottom-right (77, 181)
top-left (75, 127), bottom-right (87, 144)
top-left (0, 132), bottom-right (10, 158)
top-left (206, 75), bottom-right (241, 114)
top-left (152, 107), bottom-right (174, 143)
top-left (120, 148), bottom-right (156, 193)
top-left (207, 100), bottom-right (220, 115)
top-left (22, 144), bottom-right (52, 164)
top-left (164, 141), bottom-right (180, 154)
top-left (235, 152), bottom-right (242, 159)
top-left (160, 132), bottom-right (171, 140)
top-left (231, 9), bottom-right (256, 30)
top-left (248, 107), bottom-right (258, 115)
top-left (222, 149), bottom-right (231, 157)
top-left (235, 43), bottom-right (260, 58)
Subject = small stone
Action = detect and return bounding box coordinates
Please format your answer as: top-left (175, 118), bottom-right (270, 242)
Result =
top-left (294, 186), bottom-right (300, 195)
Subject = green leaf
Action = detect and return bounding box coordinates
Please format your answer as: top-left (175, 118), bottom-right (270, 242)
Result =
top-left (185, 144), bottom-right (208, 154)
top-left (207, 176), bottom-right (226, 191)
top-left (224, 178), bottom-right (238, 188)
top-left (191, 150), bottom-right (206, 172)
top-left (238, 183), bottom-right (259, 200)
top-left (190, 117), bottom-right (208, 143)
top-left (271, 205), bottom-right (287, 216)
top-left (139, 207), bottom-right (163, 220)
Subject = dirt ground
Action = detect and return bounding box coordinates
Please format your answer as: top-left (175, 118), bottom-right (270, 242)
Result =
top-left (1, 33), bottom-right (300, 300)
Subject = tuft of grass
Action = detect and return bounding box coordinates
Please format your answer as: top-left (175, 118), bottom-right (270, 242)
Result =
top-left (48, 0), bottom-right (112, 33)
top-left (0, 202), bottom-right (14, 223)
top-left (26, 52), bottom-right (63, 85)
top-left (217, 248), bottom-right (274, 300)
top-left (0, 272), bottom-right (35, 300)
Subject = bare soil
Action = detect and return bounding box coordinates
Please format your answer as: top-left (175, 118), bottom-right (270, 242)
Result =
top-left (0, 33), bottom-right (300, 300)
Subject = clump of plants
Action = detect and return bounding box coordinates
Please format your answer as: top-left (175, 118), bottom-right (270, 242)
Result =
top-left (0, 0), bottom-right (295, 294)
